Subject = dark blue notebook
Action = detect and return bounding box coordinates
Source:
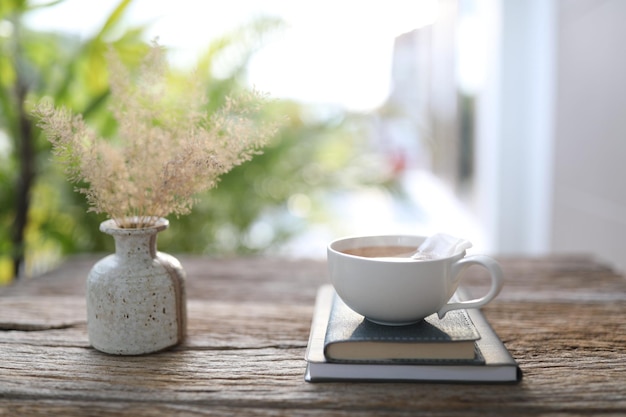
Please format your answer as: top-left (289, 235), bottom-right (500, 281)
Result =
top-left (324, 291), bottom-right (482, 363)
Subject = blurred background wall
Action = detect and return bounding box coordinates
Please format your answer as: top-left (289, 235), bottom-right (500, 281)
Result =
top-left (551, 0), bottom-right (626, 271)
top-left (2, 0), bottom-right (625, 282)
top-left (470, 0), bottom-right (626, 271)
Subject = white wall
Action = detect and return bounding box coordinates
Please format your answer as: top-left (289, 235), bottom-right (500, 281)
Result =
top-left (473, 0), bottom-right (626, 271)
top-left (473, 0), bottom-right (556, 255)
top-left (551, 0), bottom-right (626, 271)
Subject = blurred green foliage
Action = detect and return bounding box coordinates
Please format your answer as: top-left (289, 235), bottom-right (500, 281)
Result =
top-left (0, 0), bottom-right (392, 284)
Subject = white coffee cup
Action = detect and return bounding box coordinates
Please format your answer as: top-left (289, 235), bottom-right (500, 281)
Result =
top-left (327, 235), bottom-right (504, 325)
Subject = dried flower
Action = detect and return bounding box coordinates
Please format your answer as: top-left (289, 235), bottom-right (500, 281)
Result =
top-left (34, 41), bottom-right (279, 228)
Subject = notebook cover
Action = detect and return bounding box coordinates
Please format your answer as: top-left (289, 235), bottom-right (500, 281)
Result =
top-left (324, 292), bottom-right (481, 362)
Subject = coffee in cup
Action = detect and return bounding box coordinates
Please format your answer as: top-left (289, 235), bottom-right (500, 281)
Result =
top-left (341, 245), bottom-right (439, 261)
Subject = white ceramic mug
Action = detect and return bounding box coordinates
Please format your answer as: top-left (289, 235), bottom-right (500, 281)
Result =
top-left (327, 235), bottom-right (504, 325)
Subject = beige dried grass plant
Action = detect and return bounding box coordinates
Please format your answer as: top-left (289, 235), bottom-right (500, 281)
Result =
top-left (34, 41), bottom-right (279, 228)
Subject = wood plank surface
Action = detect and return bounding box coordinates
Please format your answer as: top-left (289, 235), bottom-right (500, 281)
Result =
top-left (1, 254), bottom-right (625, 416)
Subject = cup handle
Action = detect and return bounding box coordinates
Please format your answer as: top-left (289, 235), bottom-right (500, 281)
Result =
top-left (437, 255), bottom-right (504, 319)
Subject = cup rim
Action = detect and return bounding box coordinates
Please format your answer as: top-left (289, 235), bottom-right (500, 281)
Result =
top-left (328, 234), bottom-right (465, 263)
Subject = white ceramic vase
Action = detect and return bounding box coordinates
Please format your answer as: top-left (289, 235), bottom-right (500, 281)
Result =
top-left (86, 218), bottom-right (187, 355)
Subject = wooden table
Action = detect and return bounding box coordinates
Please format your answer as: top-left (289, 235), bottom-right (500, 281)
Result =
top-left (1, 254), bottom-right (625, 416)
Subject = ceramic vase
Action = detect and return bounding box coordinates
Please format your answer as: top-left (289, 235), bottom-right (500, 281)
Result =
top-left (86, 217), bottom-right (187, 355)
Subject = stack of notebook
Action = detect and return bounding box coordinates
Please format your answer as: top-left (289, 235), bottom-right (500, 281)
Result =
top-left (304, 285), bottom-right (521, 383)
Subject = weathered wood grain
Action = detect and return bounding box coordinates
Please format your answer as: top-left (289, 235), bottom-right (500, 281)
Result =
top-left (1, 255), bottom-right (625, 416)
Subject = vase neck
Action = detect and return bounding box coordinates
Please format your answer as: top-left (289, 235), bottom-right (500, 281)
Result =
top-left (112, 231), bottom-right (159, 260)
top-left (99, 218), bottom-right (168, 261)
